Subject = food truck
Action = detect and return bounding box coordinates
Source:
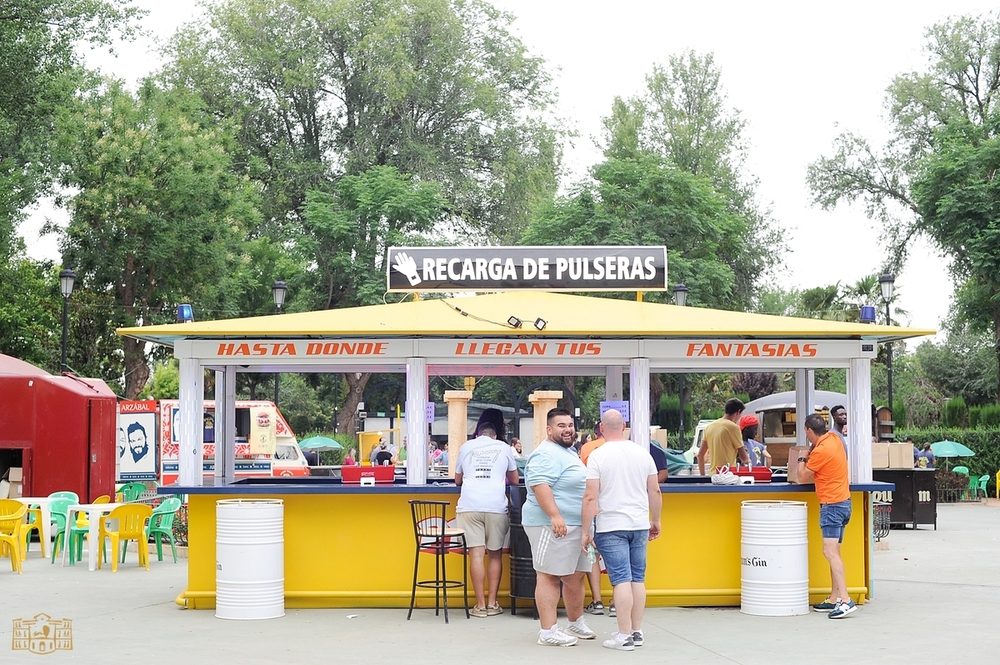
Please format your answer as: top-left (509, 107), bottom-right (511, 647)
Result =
top-left (116, 399), bottom-right (309, 484)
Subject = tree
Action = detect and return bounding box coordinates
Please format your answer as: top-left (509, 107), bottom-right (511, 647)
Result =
top-left (300, 165), bottom-right (447, 433)
top-left (54, 80), bottom-right (259, 398)
top-left (600, 51), bottom-right (781, 307)
top-left (0, 0), bottom-right (141, 254)
top-left (731, 372), bottom-right (779, 402)
top-left (807, 12), bottom-right (1000, 399)
top-left (162, 0), bottom-right (560, 243)
top-left (0, 251), bottom-right (60, 366)
top-left (522, 154), bottom-right (749, 309)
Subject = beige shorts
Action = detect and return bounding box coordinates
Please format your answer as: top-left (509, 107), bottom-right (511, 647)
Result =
top-left (457, 511), bottom-right (509, 550)
top-left (524, 525), bottom-right (591, 576)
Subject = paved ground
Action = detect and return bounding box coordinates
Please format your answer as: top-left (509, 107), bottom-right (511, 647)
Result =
top-left (2, 501), bottom-right (999, 664)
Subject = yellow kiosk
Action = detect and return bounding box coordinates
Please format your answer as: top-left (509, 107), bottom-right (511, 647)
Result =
top-left (118, 246), bottom-right (934, 610)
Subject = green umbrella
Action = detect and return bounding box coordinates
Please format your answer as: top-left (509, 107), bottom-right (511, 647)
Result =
top-left (298, 436), bottom-right (344, 451)
top-left (930, 440), bottom-right (975, 458)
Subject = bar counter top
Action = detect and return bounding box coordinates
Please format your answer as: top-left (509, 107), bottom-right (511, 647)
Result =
top-left (159, 476), bottom-right (892, 495)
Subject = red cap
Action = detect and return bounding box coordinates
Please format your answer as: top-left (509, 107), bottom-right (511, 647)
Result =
top-left (739, 415), bottom-right (759, 429)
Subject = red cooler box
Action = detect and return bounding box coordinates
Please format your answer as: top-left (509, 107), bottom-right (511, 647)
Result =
top-left (341, 465), bottom-right (396, 484)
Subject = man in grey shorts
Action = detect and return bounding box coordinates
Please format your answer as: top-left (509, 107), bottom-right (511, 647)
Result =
top-left (523, 408), bottom-right (597, 647)
top-left (455, 422), bottom-right (519, 617)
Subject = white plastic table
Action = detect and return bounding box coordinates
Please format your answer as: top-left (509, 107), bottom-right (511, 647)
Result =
top-left (64, 503), bottom-right (128, 571)
top-left (12, 496), bottom-right (63, 559)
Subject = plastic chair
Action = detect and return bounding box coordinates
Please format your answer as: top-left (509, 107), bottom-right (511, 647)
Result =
top-left (996, 470), bottom-right (1000, 500)
top-left (67, 495), bottom-right (111, 566)
top-left (952, 466), bottom-right (969, 475)
top-left (23, 490), bottom-right (79, 558)
top-left (975, 475), bottom-right (989, 501)
top-left (407, 500), bottom-right (469, 623)
top-left (145, 497), bottom-right (182, 563)
top-left (116, 483), bottom-right (147, 503)
top-left (965, 474), bottom-right (979, 501)
top-left (0, 500), bottom-right (28, 573)
top-left (45, 497), bottom-right (78, 563)
top-left (98, 504), bottom-right (153, 572)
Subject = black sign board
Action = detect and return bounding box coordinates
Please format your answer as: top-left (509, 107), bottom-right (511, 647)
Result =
top-left (386, 246), bottom-right (668, 292)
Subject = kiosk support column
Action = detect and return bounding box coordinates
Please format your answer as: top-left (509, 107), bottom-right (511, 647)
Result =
top-left (443, 390), bottom-right (473, 478)
top-left (630, 357), bottom-right (651, 449)
top-left (794, 370), bottom-right (815, 449)
top-left (215, 365), bottom-right (237, 481)
top-left (405, 357), bottom-right (428, 485)
top-left (177, 355), bottom-right (204, 486)
top-left (847, 357), bottom-right (873, 484)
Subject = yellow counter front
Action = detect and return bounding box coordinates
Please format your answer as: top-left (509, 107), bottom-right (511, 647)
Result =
top-left (165, 479), bottom-right (882, 610)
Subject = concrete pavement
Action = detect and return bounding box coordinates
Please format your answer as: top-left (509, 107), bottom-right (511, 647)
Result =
top-left (2, 501), bottom-right (999, 664)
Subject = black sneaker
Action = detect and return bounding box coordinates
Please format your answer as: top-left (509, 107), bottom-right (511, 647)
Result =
top-left (828, 599), bottom-right (858, 619)
top-left (631, 631), bottom-right (644, 647)
top-left (608, 604), bottom-right (616, 618)
top-left (812, 599), bottom-right (837, 612)
top-left (584, 601), bottom-right (605, 615)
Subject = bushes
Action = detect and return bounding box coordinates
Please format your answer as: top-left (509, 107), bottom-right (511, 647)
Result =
top-left (898, 427), bottom-right (1000, 496)
top-left (944, 397), bottom-right (968, 427)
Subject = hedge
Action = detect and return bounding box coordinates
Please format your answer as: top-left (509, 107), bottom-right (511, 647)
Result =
top-left (897, 428), bottom-right (1000, 496)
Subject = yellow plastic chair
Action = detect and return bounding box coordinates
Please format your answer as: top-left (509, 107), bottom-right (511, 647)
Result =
top-left (0, 500), bottom-right (28, 574)
top-left (97, 504), bottom-right (153, 572)
top-left (996, 470), bottom-right (999, 500)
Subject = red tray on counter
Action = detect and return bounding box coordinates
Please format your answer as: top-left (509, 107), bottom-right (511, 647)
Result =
top-left (731, 465), bottom-right (773, 482)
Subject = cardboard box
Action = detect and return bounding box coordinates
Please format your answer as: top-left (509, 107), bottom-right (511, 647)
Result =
top-left (785, 446), bottom-right (812, 484)
top-left (7, 467), bottom-right (22, 482)
top-left (8, 481), bottom-right (22, 497)
top-left (888, 443), bottom-right (913, 469)
top-left (0, 479), bottom-right (8, 499)
top-left (872, 442), bottom-right (890, 469)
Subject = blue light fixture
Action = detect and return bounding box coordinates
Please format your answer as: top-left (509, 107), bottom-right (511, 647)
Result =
top-left (176, 304), bottom-right (194, 323)
top-left (859, 306), bottom-right (876, 323)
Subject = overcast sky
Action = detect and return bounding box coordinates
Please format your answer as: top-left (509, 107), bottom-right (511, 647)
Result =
top-left (24, 0), bottom-right (997, 339)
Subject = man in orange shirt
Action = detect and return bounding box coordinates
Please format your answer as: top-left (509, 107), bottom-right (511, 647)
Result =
top-left (795, 413), bottom-right (856, 619)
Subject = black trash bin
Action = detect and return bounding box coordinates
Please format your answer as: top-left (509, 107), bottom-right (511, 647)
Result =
top-left (507, 484), bottom-right (536, 616)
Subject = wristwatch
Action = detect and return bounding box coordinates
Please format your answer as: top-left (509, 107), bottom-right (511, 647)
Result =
top-left (797, 457), bottom-right (808, 463)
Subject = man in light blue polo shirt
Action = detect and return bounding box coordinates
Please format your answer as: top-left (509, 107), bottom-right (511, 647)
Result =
top-left (523, 408), bottom-right (595, 647)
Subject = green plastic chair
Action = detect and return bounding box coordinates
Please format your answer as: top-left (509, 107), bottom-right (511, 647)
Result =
top-left (144, 498), bottom-right (182, 563)
top-left (965, 474), bottom-right (979, 501)
top-left (46, 497), bottom-right (79, 563)
top-left (974, 475), bottom-right (989, 500)
top-left (952, 466), bottom-right (969, 475)
top-left (116, 483), bottom-right (148, 502)
top-left (23, 491), bottom-right (79, 557)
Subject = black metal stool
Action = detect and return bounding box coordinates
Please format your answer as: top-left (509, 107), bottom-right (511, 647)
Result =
top-left (407, 500), bottom-right (469, 622)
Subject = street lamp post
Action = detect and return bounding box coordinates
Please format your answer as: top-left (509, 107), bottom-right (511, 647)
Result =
top-left (673, 283), bottom-right (689, 447)
top-left (59, 268), bottom-right (76, 373)
top-left (878, 272), bottom-right (895, 413)
top-left (272, 280), bottom-right (288, 405)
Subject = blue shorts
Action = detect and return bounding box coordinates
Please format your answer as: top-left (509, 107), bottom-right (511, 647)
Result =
top-left (819, 499), bottom-right (852, 542)
top-left (593, 530), bottom-right (649, 586)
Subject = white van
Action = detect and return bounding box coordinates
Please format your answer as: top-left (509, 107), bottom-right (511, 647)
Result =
top-left (684, 419), bottom-right (716, 466)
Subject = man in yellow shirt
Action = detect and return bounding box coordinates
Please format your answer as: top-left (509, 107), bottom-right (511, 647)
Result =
top-left (697, 399), bottom-right (749, 475)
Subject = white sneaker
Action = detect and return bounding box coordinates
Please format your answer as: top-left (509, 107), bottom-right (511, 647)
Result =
top-left (538, 628), bottom-right (579, 647)
top-left (602, 632), bottom-right (635, 651)
top-left (566, 619), bottom-right (596, 640)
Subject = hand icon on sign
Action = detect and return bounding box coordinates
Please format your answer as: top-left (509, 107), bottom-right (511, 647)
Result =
top-left (392, 252), bottom-right (422, 286)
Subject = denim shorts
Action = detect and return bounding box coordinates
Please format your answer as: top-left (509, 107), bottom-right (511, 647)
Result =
top-left (819, 499), bottom-right (852, 542)
top-left (593, 530), bottom-right (649, 586)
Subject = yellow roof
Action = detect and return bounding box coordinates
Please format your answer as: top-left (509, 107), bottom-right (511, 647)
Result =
top-left (118, 292), bottom-right (934, 346)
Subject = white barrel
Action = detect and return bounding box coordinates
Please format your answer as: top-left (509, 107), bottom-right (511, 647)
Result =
top-left (740, 500), bottom-right (808, 616)
top-left (216, 499), bottom-right (285, 620)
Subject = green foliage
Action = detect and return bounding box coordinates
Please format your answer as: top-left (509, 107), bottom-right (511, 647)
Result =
top-left (140, 360), bottom-right (179, 400)
top-left (522, 154), bottom-right (749, 309)
top-left (598, 51), bottom-right (780, 307)
top-left (898, 427), bottom-right (1000, 496)
top-left (808, 12), bottom-right (1000, 400)
top-left (976, 405), bottom-right (1000, 428)
top-left (0, 252), bottom-right (59, 368)
top-left (944, 396), bottom-right (968, 428)
top-left (893, 399), bottom-right (907, 430)
top-left (54, 80), bottom-right (259, 397)
top-left (654, 394), bottom-right (693, 436)
top-left (278, 374), bottom-right (332, 435)
top-left (0, 0), bottom-right (142, 248)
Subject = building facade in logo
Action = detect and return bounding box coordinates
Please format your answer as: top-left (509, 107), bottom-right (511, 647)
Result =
top-left (12, 614), bottom-right (73, 655)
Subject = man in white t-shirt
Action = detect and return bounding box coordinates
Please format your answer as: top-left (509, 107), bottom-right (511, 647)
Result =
top-left (582, 409), bottom-right (662, 651)
top-left (455, 423), bottom-right (519, 617)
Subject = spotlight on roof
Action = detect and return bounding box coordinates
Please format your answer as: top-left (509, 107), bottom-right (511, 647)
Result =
top-left (507, 316), bottom-right (523, 329)
top-left (533, 318), bottom-right (547, 331)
